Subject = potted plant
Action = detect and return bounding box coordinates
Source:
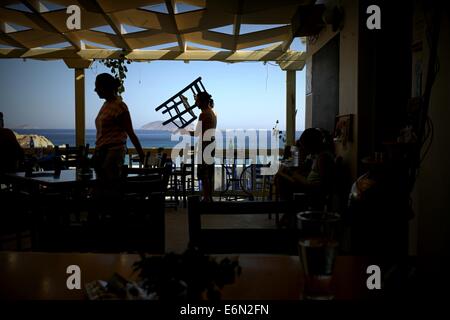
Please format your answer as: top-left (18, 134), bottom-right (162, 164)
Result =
top-left (98, 51), bottom-right (131, 95)
top-left (132, 246), bottom-right (241, 301)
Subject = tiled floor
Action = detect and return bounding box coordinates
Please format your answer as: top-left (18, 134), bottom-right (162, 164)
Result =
top-left (165, 206), bottom-right (279, 253)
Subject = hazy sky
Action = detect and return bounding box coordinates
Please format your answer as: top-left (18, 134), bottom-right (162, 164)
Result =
top-left (0, 42), bottom-right (305, 131)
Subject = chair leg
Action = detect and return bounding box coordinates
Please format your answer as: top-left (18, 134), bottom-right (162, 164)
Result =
top-left (16, 232), bottom-right (22, 251)
top-left (182, 175), bottom-right (187, 208)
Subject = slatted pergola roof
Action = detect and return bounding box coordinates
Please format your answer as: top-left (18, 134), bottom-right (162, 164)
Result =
top-left (0, 0), bottom-right (325, 146)
top-left (0, 0), bottom-right (318, 70)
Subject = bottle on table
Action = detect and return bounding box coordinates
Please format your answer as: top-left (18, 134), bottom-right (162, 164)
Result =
top-left (291, 145), bottom-right (299, 167)
top-left (53, 146), bottom-right (61, 178)
top-left (77, 144), bottom-right (92, 178)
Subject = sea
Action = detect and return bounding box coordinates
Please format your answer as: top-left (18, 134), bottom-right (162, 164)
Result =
top-left (14, 129), bottom-right (302, 150)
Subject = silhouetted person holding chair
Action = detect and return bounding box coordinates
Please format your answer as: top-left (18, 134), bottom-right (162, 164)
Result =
top-left (178, 91), bottom-right (217, 202)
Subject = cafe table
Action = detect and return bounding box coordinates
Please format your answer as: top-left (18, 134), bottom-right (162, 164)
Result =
top-left (0, 251), bottom-right (370, 300)
top-left (4, 170), bottom-right (99, 189)
top-left (3, 170), bottom-right (159, 195)
top-left (4, 170), bottom-right (153, 187)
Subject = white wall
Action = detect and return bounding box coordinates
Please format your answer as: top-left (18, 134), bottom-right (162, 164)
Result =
top-left (412, 11), bottom-right (450, 257)
top-left (305, 0), bottom-right (359, 180)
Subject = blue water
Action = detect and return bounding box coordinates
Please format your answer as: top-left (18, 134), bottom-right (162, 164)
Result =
top-left (14, 129), bottom-right (302, 149)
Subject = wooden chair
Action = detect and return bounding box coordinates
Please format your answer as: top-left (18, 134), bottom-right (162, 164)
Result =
top-left (169, 146), bottom-right (195, 207)
top-left (60, 144), bottom-right (90, 169)
top-left (95, 193), bottom-right (166, 253)
top-left (187, 195), bottom-right (299, 254)
top-left (293, 156), bottom-right (349, 213)
top-left (123, 162), bottom-right (172, 185)
top-left (0, 189), bottom-right (33, 250)
top-left (35, 193), bottom-right (166, 254)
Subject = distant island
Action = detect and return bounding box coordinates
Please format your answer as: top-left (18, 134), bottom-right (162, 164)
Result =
top-left (140, 120), bottom-right (195, 132)
top-left (13, 124), bottom-right (40, 130)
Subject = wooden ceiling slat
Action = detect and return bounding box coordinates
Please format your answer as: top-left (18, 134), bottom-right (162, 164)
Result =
top-left (0, 7), bottom-right (52, 31)
top-left (241, 4), bottom-right (300, 24)
top-left (8, 29), bottom-right (66, 47)
top-left (242, 0), bottom-right (304, 14)
top-left (165, 0), bottom-right (185, 51)
top-left (232, 0), bottom-right (243, 51)
top-left (0, 31), bottom-right (28, 48)
top-left (206, 0), bottom-right (310, 14)
top-left (96, 0), bottom-right (163, 13)
top-left (76, 29), bottom-right (122, 48)
top-left (184, 30), bottom-right (234, 50)
top-left (19, 0), bottom-right (81, 48)
top-left (177, 0), bottom-right (205, 8)
top-left (237, 25), bottom-right (290, 50)
top-left (126, 33), bottom-right (177, 49)
top-left (42, 9), bottom-right (107, 32)
top-left (88, 0), bottom-right (132, 51)
top-left (175, 9), bottom-right (233, 34)
top-left (113, 9), bottom-right (175, 32)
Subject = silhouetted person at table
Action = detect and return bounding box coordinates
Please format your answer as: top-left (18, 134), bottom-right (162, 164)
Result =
top-left (0, 112), bottom-right (24, 176)
top-left (275, 128), bottom-right (335, 204)
top-left (93, 73), bottom-right (145, 198)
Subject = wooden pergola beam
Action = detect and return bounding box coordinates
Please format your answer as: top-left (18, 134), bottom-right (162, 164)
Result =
top-left (114, 8), bottom-right (175, 32)
top-left (78, 0), bottom-right (132, 51)
top-left (232, 0), bottom-right (243, 51)
top-left (165, 0), bottom-right (186, 52)
top-left (175, 9), bottom-right (233, 34)
top-left (237, 25), bottom-right (290, 50)
top-left (0, 48), bottom-right (305, 67)
top-left (178, 0), bottom-right (205, 7)
top-left (0, 23), bottom-right (28, 48)
top-left (0, 6), bottom-right (52, 31)
top-left (19, 0), bottom-right (81, 49)
top-left (281, 28), bottom-right (294, 52)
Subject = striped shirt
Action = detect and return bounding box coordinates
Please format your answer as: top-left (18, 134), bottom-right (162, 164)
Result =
top-left (95, 97), bottom-right (128, 148)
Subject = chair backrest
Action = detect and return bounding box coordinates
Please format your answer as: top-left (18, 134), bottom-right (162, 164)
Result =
top-left (60, 144), bottom-right (90, 169)
top-left (179, 146), bottom-right (195, 191)
top-left (326, 155), bottom-right (351, 213)
top-left (34, 193), bottom-right (166, 254)
top-left (294, 155), bottom-right (350, 213)
top-left (187, 196), bottom-right (299, 254)
top-left (118, 193), bottom-right (166, 253)
top-left (123, 163), bottom-right (172, 192)
top-left (91, 192), bottom-right (166, 253)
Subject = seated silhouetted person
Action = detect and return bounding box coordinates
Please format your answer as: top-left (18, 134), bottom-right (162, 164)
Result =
top-left (0, 112), bottom-right (24, 176)
top-left (275, 128), bottom-right (335, 207)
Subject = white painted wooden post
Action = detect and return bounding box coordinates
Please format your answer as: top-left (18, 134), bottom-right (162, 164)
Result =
top-left (64, 59), bottom-right (92, 147)
top-left (286, 70), bottom-right (296, 146)
top-left (75, 68), bottom-right (85, 147)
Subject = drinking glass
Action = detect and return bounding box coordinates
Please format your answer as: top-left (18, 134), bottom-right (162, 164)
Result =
top-left (298, 238), bottom-right (338, 299)
top-left (297, 211), bottom-right (340, 300)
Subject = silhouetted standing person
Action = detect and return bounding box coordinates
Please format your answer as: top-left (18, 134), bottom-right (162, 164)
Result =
top-left (93, 73), bottom-right (145, 198)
